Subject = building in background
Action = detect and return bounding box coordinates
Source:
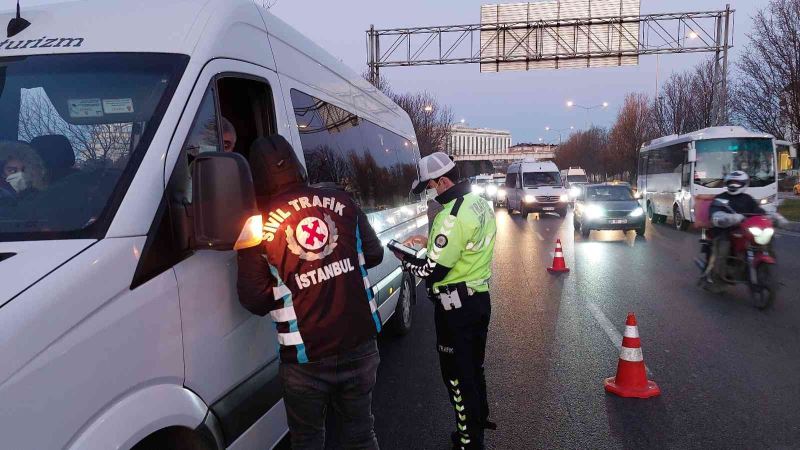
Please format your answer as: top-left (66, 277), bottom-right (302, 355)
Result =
top-left (448, 123), bottom-right (512, 161)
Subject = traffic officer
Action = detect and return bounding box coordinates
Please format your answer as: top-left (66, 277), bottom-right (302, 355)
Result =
top-left (237, 135), bottom-right (384, 449)
top-left (393, 152), bottom-right (496, 450)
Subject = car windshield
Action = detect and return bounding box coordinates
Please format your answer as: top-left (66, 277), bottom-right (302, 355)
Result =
top-left (586, 186), bottom-right (634, 201)
top-left (568, 175), bottom-right (588, 183)
top-left (523, 171), bottom-right (561, 187)
top-left (0, 53), bottom-right (187, 241)
top-left (694, 138), bottom-right (775, 188)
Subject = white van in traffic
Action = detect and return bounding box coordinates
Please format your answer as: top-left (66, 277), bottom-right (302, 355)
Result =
top-left (0, 1), bottom-right (423, 449)
top-left (506, 159), bottom-right (569, 217)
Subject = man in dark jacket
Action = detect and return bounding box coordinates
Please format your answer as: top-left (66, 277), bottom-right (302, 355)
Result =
top-left (237, 135), bottom-right (384, 449)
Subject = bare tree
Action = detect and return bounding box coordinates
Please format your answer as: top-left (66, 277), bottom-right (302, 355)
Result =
top-left (554, 127), bottom-right (609, 180)
top-left (607, 93), bottom-right (657, 182)
top-left (651, 57), bottom-right (720, 136)
top-left (363, 72), bottom-right (455, 157)
top-left (392, 91), bottom-right (454, 157)
top-left (730, 0), bottom-right (800, 140)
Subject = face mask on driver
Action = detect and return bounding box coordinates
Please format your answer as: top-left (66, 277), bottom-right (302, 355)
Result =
top-left (6, 171), bottom-right (29, 193)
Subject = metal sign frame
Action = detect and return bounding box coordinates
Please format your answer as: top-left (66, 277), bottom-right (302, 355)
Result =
top-left (366, 5), bottom-right (733, 124)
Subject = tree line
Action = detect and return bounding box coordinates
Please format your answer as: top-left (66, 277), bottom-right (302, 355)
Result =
top-left (556, 0), bottom-right (799, 182)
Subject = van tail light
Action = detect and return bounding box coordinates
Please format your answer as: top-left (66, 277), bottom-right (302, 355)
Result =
top-left (234, 215), bottom-right (264, 250)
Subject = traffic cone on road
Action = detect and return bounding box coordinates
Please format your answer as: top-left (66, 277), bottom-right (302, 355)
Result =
top-left (547, 239), bottom-right (570, 273)
top-left (604, 313), bottom-right (661, 398)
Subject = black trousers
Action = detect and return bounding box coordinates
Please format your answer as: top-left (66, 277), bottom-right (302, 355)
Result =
top-left (279, 339), bottom-right (380, 450)
top-left (433, 290), bottom-right (491, 450)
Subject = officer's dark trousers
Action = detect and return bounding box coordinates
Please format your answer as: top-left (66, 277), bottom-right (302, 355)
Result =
top-left (434, 291), bottom-right (491, 450)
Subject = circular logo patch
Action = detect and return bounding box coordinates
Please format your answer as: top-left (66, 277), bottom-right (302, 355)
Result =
top-left (295, 217), bottom-right (329, 251)
top-left (434, 234), bottom-right (448, 248)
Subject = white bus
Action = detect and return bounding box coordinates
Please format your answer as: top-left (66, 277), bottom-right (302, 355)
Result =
top-left (0, 1), bottom-right (423, 449)
top-left (638, 126), bottom-right (778, 231)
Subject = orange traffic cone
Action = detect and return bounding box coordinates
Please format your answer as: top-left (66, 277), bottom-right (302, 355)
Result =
top-left (604, 313), bottom-right (661, 398)
top-left (547, 239), bottom-right (570, 273)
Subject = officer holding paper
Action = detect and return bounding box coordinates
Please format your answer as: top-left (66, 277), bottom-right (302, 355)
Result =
top-left (391, 152), bottom-right (496, 450)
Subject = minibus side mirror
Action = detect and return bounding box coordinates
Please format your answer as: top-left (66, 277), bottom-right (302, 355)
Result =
top-left (191, 152), bottom-right (263, 251)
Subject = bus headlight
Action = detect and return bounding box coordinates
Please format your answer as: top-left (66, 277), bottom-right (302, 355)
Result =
top-left (524, 194), bottom-right (536, 203)
top-left (749, 227), bottom-right (775, 245)
top-left (629, 207), bottom-right (644, 217)
top-left (472, 185), bottom-right (485, 194)
top-left (760, 195), bottom-right (777, 205)
top-left (497, 189), bottom-right (506, 199)
top-left (585, 204), bottom-right (606, 219)
top-left (559, 194), bottom-right (569, 202)
top-left (486, 185), bottom-right (498, 196)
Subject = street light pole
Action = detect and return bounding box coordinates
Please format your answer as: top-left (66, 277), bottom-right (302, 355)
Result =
top-left (566, 101), bottom-right (609, 129)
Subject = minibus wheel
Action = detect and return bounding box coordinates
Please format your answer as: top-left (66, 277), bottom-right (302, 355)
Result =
top-left (132, 426), bottom-right (217, 450)
top-left (389, 274), bottom-right (414, 335)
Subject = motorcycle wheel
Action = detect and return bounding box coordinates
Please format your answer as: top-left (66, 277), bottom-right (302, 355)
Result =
top-left (751, 264), bottom-right (776, 310)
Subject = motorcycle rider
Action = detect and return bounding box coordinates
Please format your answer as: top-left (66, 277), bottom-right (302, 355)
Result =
top-left (706, 171), bottom-right (765, 283)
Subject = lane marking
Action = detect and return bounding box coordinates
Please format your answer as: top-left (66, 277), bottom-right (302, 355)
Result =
top-left (535, 231), bottom-right (545, 241)
top-left (586, 302), bottom-right (654, 377)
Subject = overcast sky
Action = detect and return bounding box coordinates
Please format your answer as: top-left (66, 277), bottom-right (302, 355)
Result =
top-left (268, 0), bottom-right (767, 144)
top-left (20, 0), bottom-right (769, 144)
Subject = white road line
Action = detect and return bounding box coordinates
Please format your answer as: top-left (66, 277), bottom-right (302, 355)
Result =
top-left (535, 231), bottom-right (545, 241)
top-left (586, 302), bottom-right (654, 377)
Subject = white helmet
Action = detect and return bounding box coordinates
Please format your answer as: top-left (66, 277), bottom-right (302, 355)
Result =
top-left (412, 152), bottom-right (456, 194)
top-left (724, 170), bottom-right (749, 195)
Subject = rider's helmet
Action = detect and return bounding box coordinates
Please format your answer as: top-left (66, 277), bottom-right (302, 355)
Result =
top-left (724, 170), bottom-right (749, 195)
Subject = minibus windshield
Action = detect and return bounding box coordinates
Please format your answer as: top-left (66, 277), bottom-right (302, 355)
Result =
top-left (694, 138), bottom-right (775, 188)
top-left (523, 171), bottom-right (562, 187)
top-left (0, 53), bottom-right (188, 241)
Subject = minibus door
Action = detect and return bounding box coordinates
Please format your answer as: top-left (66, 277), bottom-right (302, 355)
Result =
top-left (166, 60), bottom-right (290, 437)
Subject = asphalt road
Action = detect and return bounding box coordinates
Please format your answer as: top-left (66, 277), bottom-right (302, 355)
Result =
top-left (362, 208), bottom-right (800, 450)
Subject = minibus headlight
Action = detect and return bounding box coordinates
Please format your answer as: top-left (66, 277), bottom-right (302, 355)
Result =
top-left (486, 185), bottom-right (498, 196)
top-left (559, 194), bottom-right (569, 202)
top-left (569, 186), bottom-right (581, 198)
top-left (497, 189), bottom-right (506, 199)
top-left (472, 185), bottom-right (485, 194)
top-left (524, 194), bottom-right (536, 203)
top-left (234, 215), bottom-right (264, 250)
top-left (629, 207), bottom-right (644, 217)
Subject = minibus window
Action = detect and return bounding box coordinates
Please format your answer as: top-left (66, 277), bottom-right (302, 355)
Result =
top-left (183, 87), bottom-right (221, 156)
top-left (290, 89), bottom-right (420, 214)
top-left (0, 53), bottom-right (188, 241)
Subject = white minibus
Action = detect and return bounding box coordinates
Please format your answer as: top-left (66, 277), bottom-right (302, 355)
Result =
top-left (638, 126), bottom-right (778, 231)
top-left (0, 1), bottom-right (424, 449)
top-left (505, 159), bottom-right (569, 217)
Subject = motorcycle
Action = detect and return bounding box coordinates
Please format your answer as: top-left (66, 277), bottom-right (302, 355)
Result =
top-left (696, 209), bottom-right (777, 310)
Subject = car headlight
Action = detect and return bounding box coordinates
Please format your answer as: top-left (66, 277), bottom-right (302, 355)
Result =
top-left (749, 227), bottom-right (775, 245)
top-left (629, 207), bottom-right (644, 217)
top-left (585, 204), bottom-right (605, 219)
top-left (524, 194), bottom-right (536, 203)
top-left (569, 186), bottom-right (581, 198)
top-left (760, 194), bottom-right (777, 205)
top-left (486, 185), bottom-right (498, 196)
top-left (471, 185), bottom-right (485, 194)
top-left (497, 189), bottom-right (506, 198)
top-left (559, 194), bottom-right (569, 202)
